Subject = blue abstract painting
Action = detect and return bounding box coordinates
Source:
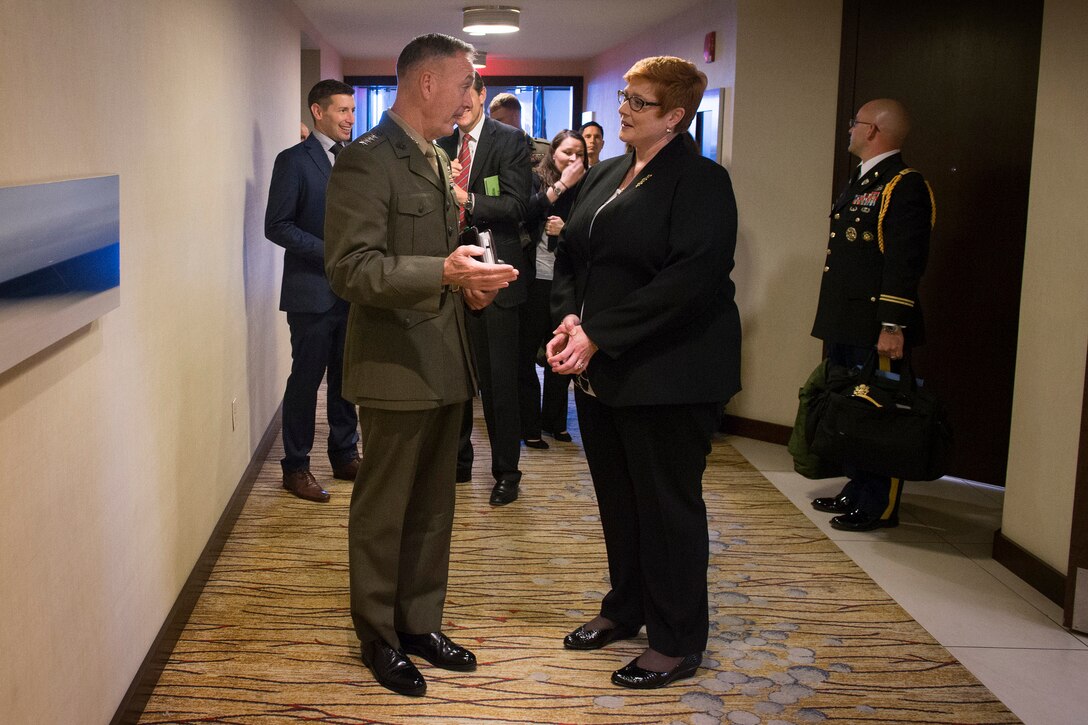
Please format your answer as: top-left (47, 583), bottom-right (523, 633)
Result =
top-left (0, 175), bottom-right (120, 373)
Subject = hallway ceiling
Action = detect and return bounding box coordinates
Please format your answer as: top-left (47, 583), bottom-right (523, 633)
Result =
top-left (294, 0), bottom-right (705, 61)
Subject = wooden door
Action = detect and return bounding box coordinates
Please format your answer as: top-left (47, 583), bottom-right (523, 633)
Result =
top-left (835, 0), bottom-right (1044, 484)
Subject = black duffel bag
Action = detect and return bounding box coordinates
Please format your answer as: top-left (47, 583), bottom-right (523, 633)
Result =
top-left (808, 353), bottom-right (952, 481)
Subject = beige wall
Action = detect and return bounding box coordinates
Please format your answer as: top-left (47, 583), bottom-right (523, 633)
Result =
top-left (726, 0), bottom-right (841, 423)
top-left (584, 0), bottom-right (738, 164)
top-left (1002, 0), bottom-right (1088, 572)
top-left (0, 0), bottom-right (325, 721)
top-left (0, 1), bottom-right (1080, 720)
top-left (581, 0), bottom-right (839, 427)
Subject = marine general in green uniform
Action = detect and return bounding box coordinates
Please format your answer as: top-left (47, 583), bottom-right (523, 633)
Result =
top-left (324, 33), bottom-right (518, 698)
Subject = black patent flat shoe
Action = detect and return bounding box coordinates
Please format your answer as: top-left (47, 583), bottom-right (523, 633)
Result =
top-left (523, 438), bottom-right (550, 449)
top-left (563, 623), bottom-right (640, 650)
top-left (545, 430), bottom-right (573, 443)
top-left (611, 653), bottom-right (702, 689)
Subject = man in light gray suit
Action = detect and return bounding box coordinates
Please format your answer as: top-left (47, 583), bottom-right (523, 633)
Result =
top-left (324, 33), bottom-right (518, 697)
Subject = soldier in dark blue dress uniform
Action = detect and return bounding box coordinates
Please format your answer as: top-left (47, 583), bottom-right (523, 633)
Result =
top-left (810, 99), bottom-right (935, 531)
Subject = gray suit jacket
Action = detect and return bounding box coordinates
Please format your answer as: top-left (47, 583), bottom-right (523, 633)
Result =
top-left (325, 113), bottom-right (475, 408)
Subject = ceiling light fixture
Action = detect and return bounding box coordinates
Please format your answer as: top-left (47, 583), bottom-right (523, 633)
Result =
top-left (462, 6), bottom-right (520, 35)
top-left (472, 51), bottom-right (488, 69)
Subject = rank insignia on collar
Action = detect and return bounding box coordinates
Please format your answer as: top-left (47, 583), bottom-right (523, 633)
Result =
top-left (634, 174), bottom-right (653, 188)
top-left (861, 178), bottom-right (871, 186)
top-left (846, 227), bottom-right (857, 241)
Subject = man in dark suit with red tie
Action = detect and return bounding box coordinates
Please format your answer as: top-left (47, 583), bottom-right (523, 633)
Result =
top-left (265, 79), bottom-right (361, 503)
top-left (810, 98), bottom-right (935, 531)
top-left (437, 72), bottom-right (532, 506)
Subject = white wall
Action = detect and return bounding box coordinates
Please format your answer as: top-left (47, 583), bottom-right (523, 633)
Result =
top-left (1002, 0), bottom-right (1088, 572)
top-left (0, 0), bottom-right (324, 721)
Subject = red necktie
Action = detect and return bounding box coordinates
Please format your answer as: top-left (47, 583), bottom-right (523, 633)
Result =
top-left (456, 133), bottom-right (471, 228)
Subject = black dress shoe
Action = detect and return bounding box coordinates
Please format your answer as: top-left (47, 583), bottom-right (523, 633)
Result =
top-left (490, 478), bottom-right (519, 506)
top-left (545, 430), bottom-right (573, 443)
top-left (455, 467), bottom-right (472, 483)
top-left (523, 438), bottom-right (550, 450)
top-left (830, 508), bottom-right (899, 531)
top-left (611, 653), bottom-right (702, 689)
top-left (812, 494), bottom-right (854, 514)
top-left (563, 623), bottom-right (640, 650)
top-left (361, 640), bottom-right (426, 696)
top-left (398, 631), bottom-right (477, 671)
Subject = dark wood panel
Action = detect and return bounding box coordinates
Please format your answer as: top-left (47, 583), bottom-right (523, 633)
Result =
top-left (993, 528), bottom-right (1066, 608)
top-left (837, 0), bottom-right (1044, 484)
top-left (1064, 340), bottom-right (1088, 629)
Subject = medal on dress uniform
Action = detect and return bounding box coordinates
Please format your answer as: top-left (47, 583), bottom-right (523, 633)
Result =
top-left (846, 227), bottom-right (857, 241)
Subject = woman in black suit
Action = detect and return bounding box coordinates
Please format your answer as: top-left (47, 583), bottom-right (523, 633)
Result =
top-left (518, 130), bottom-right (587, 449)
top-left (547, 56), bottom-right (741, 689)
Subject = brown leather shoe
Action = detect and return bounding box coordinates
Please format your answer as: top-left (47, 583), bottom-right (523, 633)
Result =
top-left (332, 456), bottom-right (361, 481)
top-left (282, 469), bottom-right (329, 502)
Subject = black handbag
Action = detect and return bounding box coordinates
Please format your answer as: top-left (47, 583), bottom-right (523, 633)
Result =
top-left (808, 353), bottom-right (952, 481)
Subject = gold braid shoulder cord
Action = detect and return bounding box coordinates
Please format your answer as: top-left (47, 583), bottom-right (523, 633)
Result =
top-left (877, 168), bottom-right (937, 253)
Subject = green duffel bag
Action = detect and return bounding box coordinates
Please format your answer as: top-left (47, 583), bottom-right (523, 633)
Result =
top-left (788, 358), bottom-right (844, 479)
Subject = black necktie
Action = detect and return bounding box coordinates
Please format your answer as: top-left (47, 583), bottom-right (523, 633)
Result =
top-left (329, 142), bottom-right (342, 159)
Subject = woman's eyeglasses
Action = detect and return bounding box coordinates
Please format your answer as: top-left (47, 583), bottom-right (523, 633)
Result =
top-left (617, 90), bottom-right (662, 112)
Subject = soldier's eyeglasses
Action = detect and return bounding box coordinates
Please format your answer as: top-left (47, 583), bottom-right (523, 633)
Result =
top-left (849, 118), bottom-right (879, 131)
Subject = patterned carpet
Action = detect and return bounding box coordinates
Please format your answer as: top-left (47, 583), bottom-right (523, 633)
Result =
top-left (138, 395), bottom-right (1018, 724)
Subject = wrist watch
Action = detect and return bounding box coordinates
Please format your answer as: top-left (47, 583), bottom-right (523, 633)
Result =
top-left (463, 193), bottom-right (474, 215)
top-left (881, 323), bottom-right (902, 334)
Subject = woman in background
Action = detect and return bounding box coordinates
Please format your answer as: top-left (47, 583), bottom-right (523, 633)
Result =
top-left (518, 130), bottom-right (586, 450)
top-left (547, 56), bottom-right (741, 689)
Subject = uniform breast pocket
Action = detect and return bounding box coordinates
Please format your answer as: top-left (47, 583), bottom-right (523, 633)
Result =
top-left (395, 193), bottom-right (439, 254)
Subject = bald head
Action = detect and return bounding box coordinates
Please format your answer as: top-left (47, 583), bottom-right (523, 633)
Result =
top-left (849, 98), bottom-right (912, 160)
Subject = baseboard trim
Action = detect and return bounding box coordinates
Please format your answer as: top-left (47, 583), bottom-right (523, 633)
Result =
top-left (992, 528), bottom-right (1066, 607)
top-left (110, 405), bottom-right (282, 725)
top-left (720, 414), bottom-right (792, 446)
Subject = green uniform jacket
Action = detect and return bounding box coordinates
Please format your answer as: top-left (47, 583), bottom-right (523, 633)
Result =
top-left (324, 113), bottom-right (475, 409)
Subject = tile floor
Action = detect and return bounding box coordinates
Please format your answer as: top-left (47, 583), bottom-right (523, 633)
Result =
top-left (727, 435), bottom-right (1088, 725)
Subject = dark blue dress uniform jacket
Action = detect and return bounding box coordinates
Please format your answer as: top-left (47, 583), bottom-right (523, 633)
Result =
top-left (812, 152), bottom-right (934, 348)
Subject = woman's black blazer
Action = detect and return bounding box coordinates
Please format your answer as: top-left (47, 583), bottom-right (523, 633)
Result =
top-left (552, 134), bottom-right (741, 407)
